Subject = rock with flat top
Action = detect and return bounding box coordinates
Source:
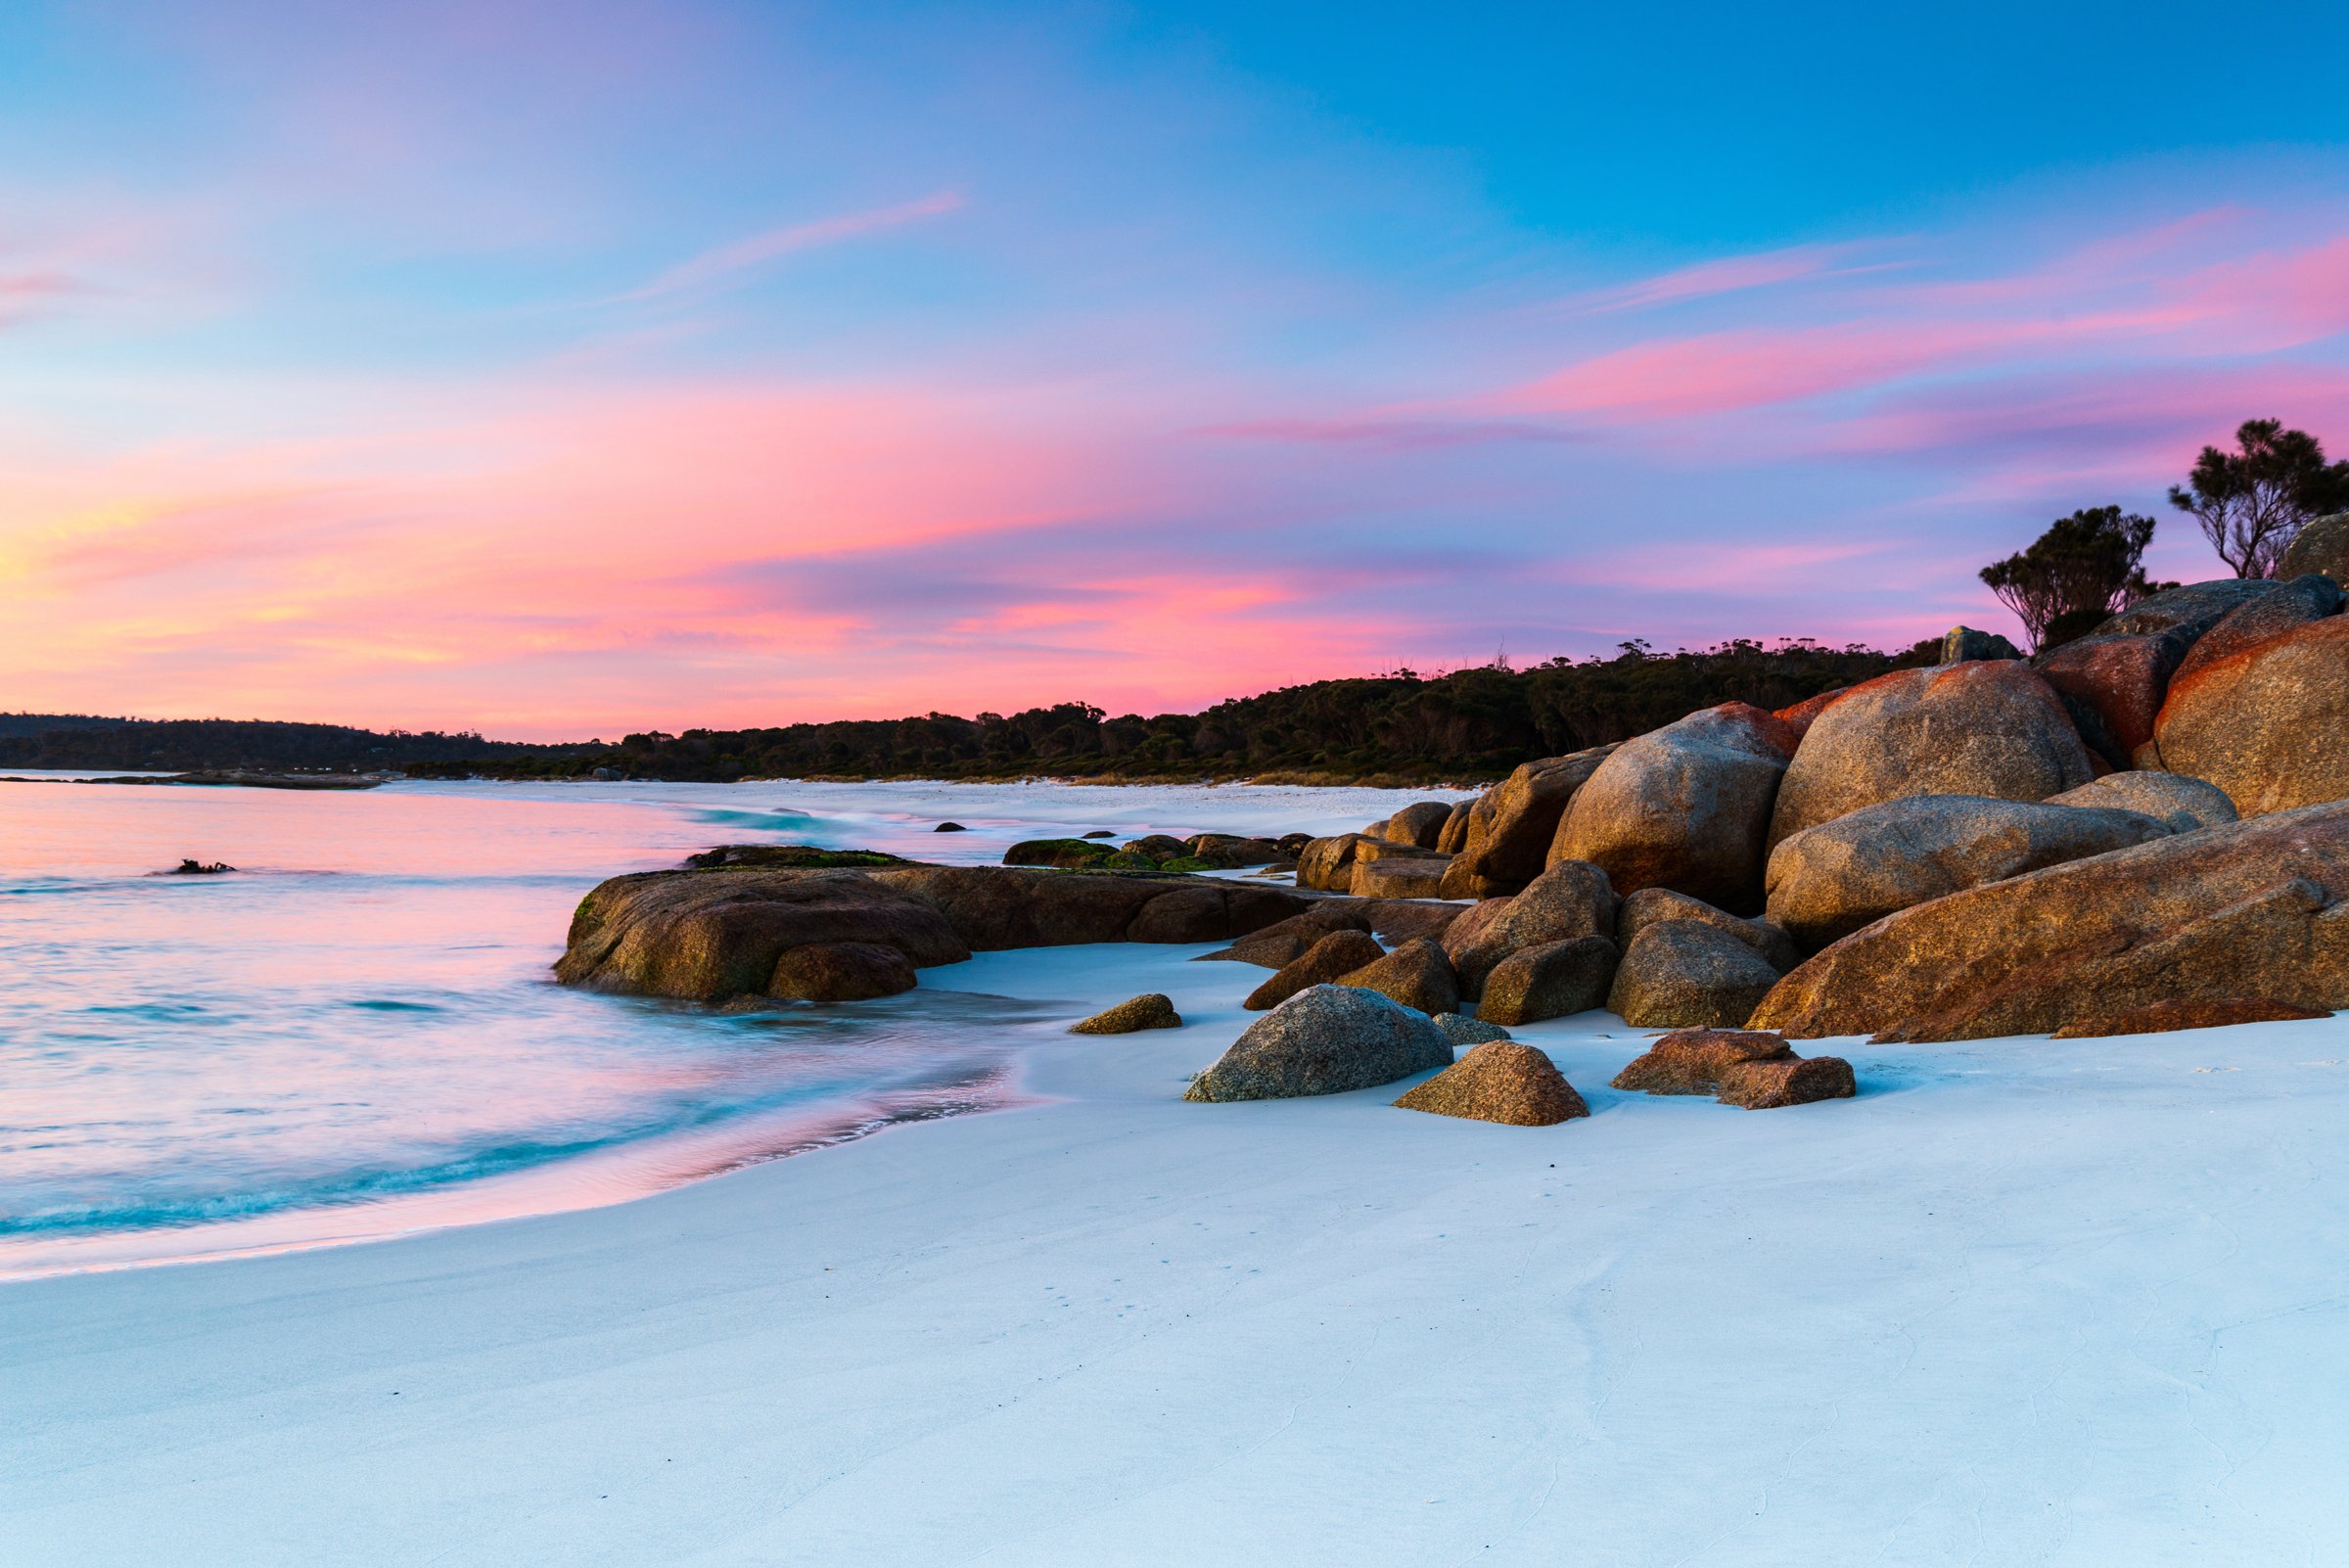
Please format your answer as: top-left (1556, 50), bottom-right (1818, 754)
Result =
top-left (1185, 985), bottom-right (1454, 1102)
top-left (1394, 1042), bottom-right (1589, 1126)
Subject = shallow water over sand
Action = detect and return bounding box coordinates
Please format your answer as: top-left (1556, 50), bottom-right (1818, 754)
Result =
top-left (0, 775), bottom-right (1452, 1276)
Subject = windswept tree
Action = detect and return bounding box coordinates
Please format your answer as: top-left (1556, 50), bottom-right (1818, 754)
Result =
top-left (1979, 506), bottom-right (2159, 651)
top-left (2167, 418), bottom-right (2349, 577)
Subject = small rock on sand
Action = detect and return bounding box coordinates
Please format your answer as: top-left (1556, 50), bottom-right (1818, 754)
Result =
top-left (1394, 1041), bottom-right (1589, 1126)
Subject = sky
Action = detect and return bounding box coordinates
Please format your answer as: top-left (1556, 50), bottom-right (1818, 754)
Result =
top-left (2, 1), bottom-right (2347, 738)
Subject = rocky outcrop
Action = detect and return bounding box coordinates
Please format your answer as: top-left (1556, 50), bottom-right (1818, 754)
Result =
top-left (1381, 801), bottom-right (1456, 849)
top-left (1245, 929), bottom-right (1389, 1010)
top-left (1070, 993), bottom-right (1183, 1034)
top-left (767, 942), bottom-right (918, 1001)
top-left (1393, 1041), bottom-right (1589, 1126)
top-left (1183, 834), bottom-right (1287, 868)
top-left (1476, 935), bottom-right (1619, 1026)
top-left (2170, 574), bottom-right (2343, 685)
top-left (1617, 887), bottom-right (1800, 973)
top-left (2049, 996), bottom-right (2326, 1038)
top-left (2277, 512), bottom-right (2349, 584)
top-left (1551, 703), bottom-right (1795, 913)
top-left (1185, 986), bottom-right (1454, 1101)
top-left (1453, 746), bottom-right (1619, 888)
top-left (1611, 1028), bottom-right (1855, 1109)
top-left (1442, 860), bottom-right (1621, 998)
top-left (2151, 617), bottom-right (2349, 815)
top-left (1605, 921), bottom-right (1780, 1028)
top-left (1337, 936), bottom-right (1461, 1017)
top-left (1764, 794), bottom-right (2174, 949)
top-left (2045, 771), bottom-right (2236, 832)
top-left (1749, 802), bottom-right (2349, 1040)
top-left (1768, 663), bottom-right (2096, 848)
top-left (1003, 838), bottom-right (1116, 869)
top-left (557, 864), bottom-right (1316, 1004)
top-left (556, 869), bottom-right (972, 1002)
top-left (2034, 632), bottom-right (2189, 764)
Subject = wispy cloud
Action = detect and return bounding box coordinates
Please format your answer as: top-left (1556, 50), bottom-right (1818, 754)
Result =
top-left (1553, 242), bottom-right (1898, 314)
top-left (1197, 415), bottom-right (1581, 449)
top-left (609, 190), bottom-right (966, 303)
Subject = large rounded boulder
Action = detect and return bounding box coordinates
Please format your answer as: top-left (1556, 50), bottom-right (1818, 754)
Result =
top-left (1550, 703), bottom-right (1796, 914)
top-left (1749, 801), bottom-right (2349, 1040)
top-left (1476, 935), bottom-right (1619, 1026)
top-left (1605, 920), bottom-right (1780, 1029)
top-left (2034, 631), bottom-right (2189, 765)
top-left (2151, 616), bottom-right (2349, 815)
top-left (1766, 662), bottom-right (2096, 848)
top-left (2278, 512), bottom-right (2349, 584)
top-left (2045, 772), bottom-right (2236, 833)
top-left (1184, 986), bottom-right (1455, 1102)
top-left (2169, 574), bottom-right (2343, 685)
top-left (1764, 794), bottom-right (2175, 950)
top-left (1452, 745), bottom-right (1619, 888)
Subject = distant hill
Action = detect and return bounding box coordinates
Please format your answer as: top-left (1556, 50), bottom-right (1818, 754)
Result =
top-left (9, 638), bottom-right (1937, 784)
top-left (0, 717), bottom-right (581, 773)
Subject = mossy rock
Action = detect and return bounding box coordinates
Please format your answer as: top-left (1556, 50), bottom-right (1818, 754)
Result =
top-left (1070, 992), bottom-right (1182, 1034)
top-left (682, 844), bottom-right (911, 870)
top-left (1003, 838), bottom-right (1118, 868)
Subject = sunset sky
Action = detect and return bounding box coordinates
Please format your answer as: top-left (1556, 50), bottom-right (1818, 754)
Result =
top-left (4, 2), bottom-right (2348, 737)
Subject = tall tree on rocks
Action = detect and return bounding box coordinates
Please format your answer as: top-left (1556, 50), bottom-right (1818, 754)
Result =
top-left (1978, 506), bottom-right (2160, 651)
top-left (2168, 418), bottom-right (2349, 578)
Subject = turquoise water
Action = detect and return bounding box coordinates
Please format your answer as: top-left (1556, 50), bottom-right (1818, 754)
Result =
top-left (0, 775), bottom-right (1433, 1276)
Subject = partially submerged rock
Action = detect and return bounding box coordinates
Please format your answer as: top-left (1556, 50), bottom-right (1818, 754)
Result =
top-left (1185, 985), bottom-right (1454, 1102)
top-left (1071, 993), bottom-right (1183, 1035)
top-left (767, 941), bottom-right (917, 1001)
top-left (1606, 921), bottom-right (1780, 1029)
top-left (1552, 703), bottom-right (1795, 914)
top-left (1749, 801), bottom-right (2349, 1040)
top-left (1337, 936), bottom-right (1461, 1017)
top-left (2152, 616), bottom-right (2349, 816)
top-left (1764, 794), bottom-right (2173, 950)
top-left (1767, 663), bottom-right (2096, 849)
top-left (1245, 928), bottom-right (1388, 1010)
top-left (683, 844), bottom-right (912, 870)
top-left (556, 869), bottom-right (971, 1003)
top-left (1393, 1041), bottom-right (1589, 1126)
top-left (1477, 935), bottom-right (1619, 1026)
top-left (873, 866), bottom-right (1305, 951)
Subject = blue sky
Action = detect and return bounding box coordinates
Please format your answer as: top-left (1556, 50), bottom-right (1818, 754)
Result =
top-left (1, 2), bottom-right (2345, 732)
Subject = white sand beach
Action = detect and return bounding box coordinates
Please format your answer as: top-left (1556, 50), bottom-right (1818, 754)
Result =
top-left (9, 936), bottom-right (2349, 1566)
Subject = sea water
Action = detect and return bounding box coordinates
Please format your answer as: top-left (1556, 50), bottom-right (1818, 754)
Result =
top-left (0, 775), bottom-right (1450, 1277)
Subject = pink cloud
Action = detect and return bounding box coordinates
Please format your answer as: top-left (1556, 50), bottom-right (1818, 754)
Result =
top-left (1556, 241), bottom-right (1891, 314)
top-left (610, 191), bottom-right (967, 303)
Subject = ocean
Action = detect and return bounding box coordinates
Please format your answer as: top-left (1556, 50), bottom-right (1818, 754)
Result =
top-left (0, 774), bottom-right (1454, 1276)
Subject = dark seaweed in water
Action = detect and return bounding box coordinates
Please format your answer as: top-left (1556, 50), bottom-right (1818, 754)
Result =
top-left (163, 858), bottom-right (236, 875)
